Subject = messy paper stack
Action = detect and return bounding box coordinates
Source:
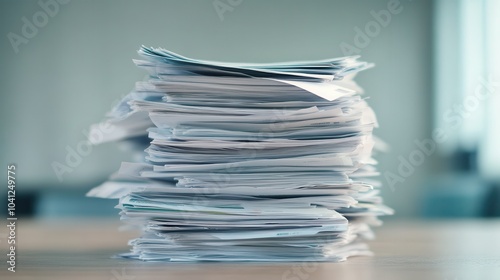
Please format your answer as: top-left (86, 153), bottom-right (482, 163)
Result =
top-left (87, 46), bottom-right (392, 262)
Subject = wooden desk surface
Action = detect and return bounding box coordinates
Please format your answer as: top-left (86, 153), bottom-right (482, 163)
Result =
top-left (1, 219), bottom-right (500, 280)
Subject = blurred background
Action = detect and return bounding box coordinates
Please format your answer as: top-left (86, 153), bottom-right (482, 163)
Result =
top-left (0, 0), bottom-right (498, 219)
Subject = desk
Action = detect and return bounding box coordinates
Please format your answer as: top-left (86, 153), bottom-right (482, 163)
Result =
top-left (1, 219), bottom-right (499, 280)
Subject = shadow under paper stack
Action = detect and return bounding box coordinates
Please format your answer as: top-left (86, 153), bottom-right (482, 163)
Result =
top-left (87, 46), bottom-right (393, 262)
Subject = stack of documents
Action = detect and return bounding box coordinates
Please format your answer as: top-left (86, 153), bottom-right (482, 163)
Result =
top-left (87, 46), bottom-right (393, 262)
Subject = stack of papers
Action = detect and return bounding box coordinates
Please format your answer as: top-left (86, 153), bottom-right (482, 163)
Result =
top-left (87, 46), bottom-right (393, 262)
